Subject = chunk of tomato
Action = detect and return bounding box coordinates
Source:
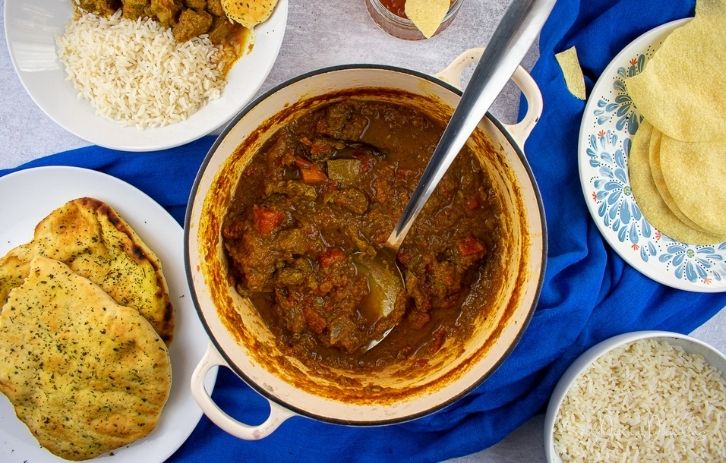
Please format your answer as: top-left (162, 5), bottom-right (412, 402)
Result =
top-left (319, 248), bottom-right (345, 268)
top-left (457, 236), bottom-right (486, 257)
top-left (252, 205), bottom-right (285, 235)
top-left (295, 157), bottom-right (328, 185)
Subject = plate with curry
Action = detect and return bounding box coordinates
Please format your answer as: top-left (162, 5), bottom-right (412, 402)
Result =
top-left (0, 166), bottom-right (215, 462)
top-left (4, 0), bottom-right (287, 151)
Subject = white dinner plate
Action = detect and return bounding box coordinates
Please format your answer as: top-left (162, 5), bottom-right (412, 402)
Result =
top-left (3, 0), bottom-right (288, 151)
top-left (578, 18), bottom-right (726, 293)
top-left (0, 166), bottom-right (216, 462)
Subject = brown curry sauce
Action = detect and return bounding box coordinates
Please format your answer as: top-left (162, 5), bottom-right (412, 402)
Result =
top-left (221, 99), bottom-right (506, 373)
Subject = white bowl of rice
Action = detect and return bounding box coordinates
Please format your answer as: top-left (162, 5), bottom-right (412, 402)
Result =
top-left (545, 331), bottom-right (726, 462)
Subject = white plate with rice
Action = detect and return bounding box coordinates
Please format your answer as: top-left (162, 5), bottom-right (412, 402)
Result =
top-left (4, 0), bottom-right (288, 151)
top-left (544, 331), bottom-right (726, 462)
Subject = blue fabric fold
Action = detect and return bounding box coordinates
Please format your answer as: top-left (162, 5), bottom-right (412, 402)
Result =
top-left (2, 1), bottom-right (723, 461)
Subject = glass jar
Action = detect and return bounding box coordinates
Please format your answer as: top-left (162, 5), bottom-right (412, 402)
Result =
top-left (365, 0), bottom-right (465, 40)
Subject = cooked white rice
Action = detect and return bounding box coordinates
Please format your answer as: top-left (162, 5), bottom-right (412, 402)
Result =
top-left (554, 339), bottom-right (726, 462)
top-left (57, 10), bottom-right (224, 128)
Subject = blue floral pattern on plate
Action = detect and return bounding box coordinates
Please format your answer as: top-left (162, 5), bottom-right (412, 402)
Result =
top-left (578, 19), bottom-right (725, 292)
top-left (592, 55), bottom-right (644, 135)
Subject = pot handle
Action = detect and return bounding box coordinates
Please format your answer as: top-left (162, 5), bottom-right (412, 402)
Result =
top-left (435, 48), bottom-right (543, 149)
top-left (190, 343), bottom-right (295, 440)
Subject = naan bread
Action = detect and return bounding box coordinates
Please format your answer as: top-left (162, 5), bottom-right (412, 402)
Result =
top-left (0, 197), bottom-right (174, 343)
top-left (0, 256), bottom-right (171, 461)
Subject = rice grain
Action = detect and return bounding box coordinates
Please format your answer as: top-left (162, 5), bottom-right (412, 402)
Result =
top-left (554, 339), bottom-right (726, 462)
top-left (57, 10), bottom-right (224, 128)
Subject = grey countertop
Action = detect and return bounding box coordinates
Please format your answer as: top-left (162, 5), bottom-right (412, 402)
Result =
top-left (1, 1), bottom-right (723, 462)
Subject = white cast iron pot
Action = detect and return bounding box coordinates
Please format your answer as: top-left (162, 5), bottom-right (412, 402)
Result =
top-left (185, 48), bottom-right (547, 440)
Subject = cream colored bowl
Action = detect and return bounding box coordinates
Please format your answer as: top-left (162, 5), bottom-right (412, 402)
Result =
top-left (185, 49), bottom-right (547, 439)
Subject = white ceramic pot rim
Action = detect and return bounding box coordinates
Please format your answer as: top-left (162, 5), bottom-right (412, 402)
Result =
top-left (184, 63), bottom-right (548, 426)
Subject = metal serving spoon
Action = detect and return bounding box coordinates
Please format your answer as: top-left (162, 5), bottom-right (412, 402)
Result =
top-left (360, 0), bottom-right (556, 351)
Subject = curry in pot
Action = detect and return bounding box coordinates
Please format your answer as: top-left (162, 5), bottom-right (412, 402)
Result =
top-left (223, 99), bottom-right (505, 371)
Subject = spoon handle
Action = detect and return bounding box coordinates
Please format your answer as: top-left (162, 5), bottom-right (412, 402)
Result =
top-left (385, 0), bottom-right (556, 250)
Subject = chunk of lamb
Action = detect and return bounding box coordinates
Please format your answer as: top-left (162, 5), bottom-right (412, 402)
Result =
top-left (78, 0), bottom-right (119, 16)
top-left (173, 8), bottom-right (213, 41)
top-left (208, 16), bottom-right (234, 45)
top-left (185, 0), bottom-right (207, 10)
top-left (206, 0), bottom-right (224, 16)
top-left (122, 0), bottom-right (148, 19)
top-left (315, 104), bottom-right (369, 142)
top-left (150, 0), bottom-right (182, 28)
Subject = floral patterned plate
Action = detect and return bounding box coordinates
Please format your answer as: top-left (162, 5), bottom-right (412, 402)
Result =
top-left (578, 18), bottom-right (726, 293)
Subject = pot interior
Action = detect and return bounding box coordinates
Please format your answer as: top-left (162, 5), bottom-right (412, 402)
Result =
top-left (187, 67), bottom-right (545, 424)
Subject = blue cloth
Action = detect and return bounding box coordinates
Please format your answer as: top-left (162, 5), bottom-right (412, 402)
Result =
top-left (2, 1), bottom-right (723, 461)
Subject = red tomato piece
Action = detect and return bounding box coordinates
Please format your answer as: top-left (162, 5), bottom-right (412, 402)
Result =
top-left (295, 157), bottom-right (328, 184)
top-left (319, 248), bottom-right (345, 268)
top-left (464, 197), bottom-right (480, 210)
top-left (252, 205), bottom-right (285, 235)
top-left (457, 236), bottom-right (486, 257)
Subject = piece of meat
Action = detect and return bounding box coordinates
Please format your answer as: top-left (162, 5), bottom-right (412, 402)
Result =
top-left (408, 310), bottom-right (430, 330)
top-left (373, 175), bottom-right (396, 204)
top-left (185, 0), bottom-right (206, 10)
top-left (276, 267), bottom-right (305, 286)
top-left (208, 15), bottom-right (234, 45)
top-left (221, 215), bottom-right (246, 240)
top-left (274, 229), bottom-right (308, 254)
top-left (173, 8), bottom-right (213, 41)
top-left (327, 317), bottom-right (361, 353)
top-left (330, 188), bottom-right (368, 215)
top-left (315, 104), bottom-right (369, 141)
top-left (264, 180), bottom-right (318, 201)
top-left (303, 306), bottom-right (327, 335)
top-left (206, 0), bottom-right (224, 16)
top-left (149, 0), bottom-right (182, 27)
top-left (224, 233), bottom-right (279, 292)
top-left (264, 135), bottom-right (296, 174)
top-left (308, 138), bottom-right (338, 160)
top-left (122, 0), bottom-right (148, 19)
top-left (275, 290), bottom-right (306, 334)
top-left (78, 0), bottom-right (120, 16)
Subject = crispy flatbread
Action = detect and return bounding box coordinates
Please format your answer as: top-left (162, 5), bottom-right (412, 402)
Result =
top-left (555, 46), bottom-right (586, 100)
top-left (222, 0), bottom-right (277, 28)
top-left (647, 129), bottom-right (712, 234)
top-left (625, 7), bottom-right (726, 142)
top-left (629, 121), bottom-right (721, 244)
top-left (660, 134), bottom-right (726, 236)
top-left (0, 198), bottom-right (174, 343)
top-left (405, 0), bottom-right (449, 39)
top-left (0, 256), bottom-right (171, 461)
